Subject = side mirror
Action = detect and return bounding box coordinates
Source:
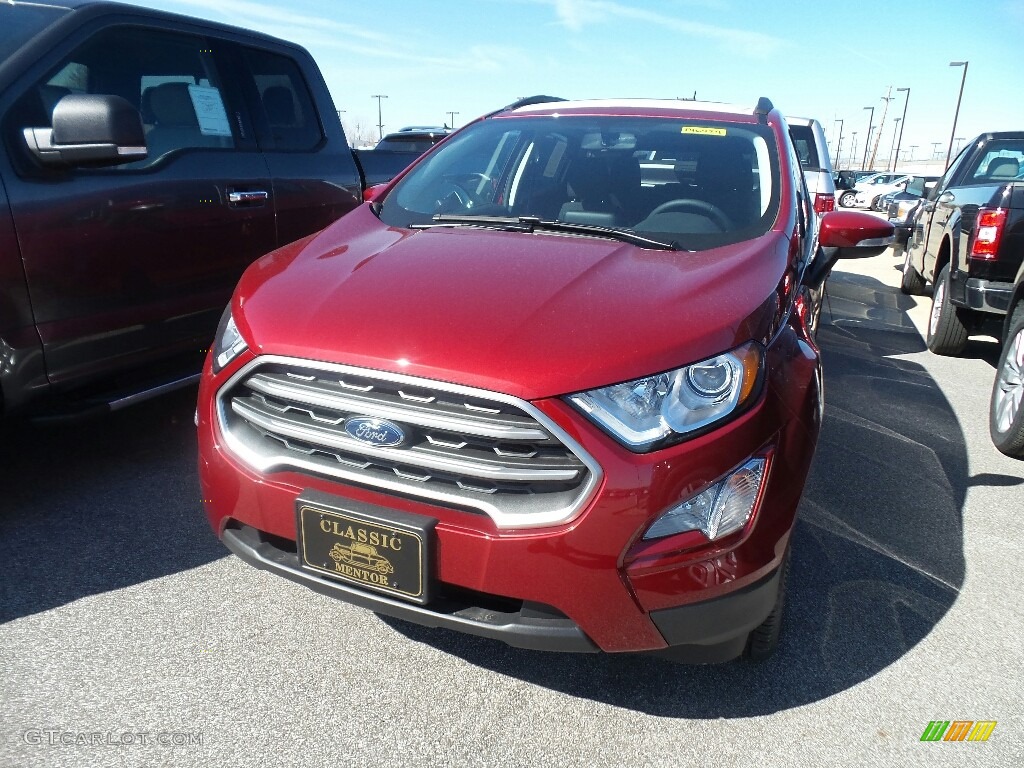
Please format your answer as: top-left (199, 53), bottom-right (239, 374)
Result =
top-left (363, 183), bottom-right (388, 202)
top-left (803, 210), bottom-right (895, 290)
top-left (23, 94), bottom-right (147, 168)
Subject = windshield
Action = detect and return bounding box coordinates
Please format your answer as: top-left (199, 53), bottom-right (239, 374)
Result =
top-left (378, 115), bottom-right (781, 251)
top-left (0, 3), bottom-right (69, 61)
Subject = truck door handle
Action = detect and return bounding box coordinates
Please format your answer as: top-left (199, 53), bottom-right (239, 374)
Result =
top-left (227, 190), bottom-right (269, 205)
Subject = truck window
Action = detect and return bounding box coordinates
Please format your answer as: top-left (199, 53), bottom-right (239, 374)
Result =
top-left (243, 48), bottom-right (323, 152)
top-left (966, 142), bottom-right (1024, 182)
top-left (6, 26), bottom-right (239, 171)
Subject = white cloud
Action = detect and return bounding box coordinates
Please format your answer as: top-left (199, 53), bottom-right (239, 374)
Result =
top-left (154, 0), bottom-right (389, 43)
top-left (540, 0), bottom-right (785, 57)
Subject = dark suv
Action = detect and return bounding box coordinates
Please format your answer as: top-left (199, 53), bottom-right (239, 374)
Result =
top-left (375, 127), bottom-right (450, 153)
top-left (197, 96), bottom-right (891, 662)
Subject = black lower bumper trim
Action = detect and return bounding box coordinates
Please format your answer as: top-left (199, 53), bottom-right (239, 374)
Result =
top-left (222, 522), bottom-right (599, 653)
top-left (650, 564), bottom-right (783, 650)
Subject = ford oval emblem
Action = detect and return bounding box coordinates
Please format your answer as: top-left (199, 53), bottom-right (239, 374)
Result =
top-left (343, 417), bottom-right (407, 448)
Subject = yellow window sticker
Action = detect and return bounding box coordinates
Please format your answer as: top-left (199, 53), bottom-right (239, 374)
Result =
top-left (682, 126), bottom-right (727, 136)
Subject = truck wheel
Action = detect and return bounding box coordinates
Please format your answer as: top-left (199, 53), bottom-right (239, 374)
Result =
top-left (990, 305), bottom-right (1024, 457)
top-left (899, 248), bottom-right (926, 295)
top-left (745, 549), bottom-right (790, 661)
top-left (926, 265), bottom-right (969, 356)
top-left (838, 191), bottom-right (856, 208)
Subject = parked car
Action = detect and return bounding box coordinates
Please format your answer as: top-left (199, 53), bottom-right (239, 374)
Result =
top-left (0, 0), bottom-right (406, 418)
top-left (375, 127), bottom-right (450, 153)
top-left (842, 173), bottom-right (909, 208)
top-left (901, 132), bottom-right (1024, 359)
top-left (353, 127), bottom-right (453, 187)
top-left (990, 260), bottom-right (1024, 457)
top-left (196, 95), bottom-right (892, 663)
top-left (886, 176), bottom-right (941, 254)
top-left (854, 175), bottom-right (911, 210)
top-left (834, 169), bottom-right (877, 192)
top-left (787, 116), bottom-right (835, 215)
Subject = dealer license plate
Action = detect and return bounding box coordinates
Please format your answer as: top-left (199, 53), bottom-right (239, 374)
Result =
top-left (296, 492), bottom-right (435, 605)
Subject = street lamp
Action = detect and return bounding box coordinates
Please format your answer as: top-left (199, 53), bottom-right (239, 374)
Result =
top-left (954, 136), bottom-right (966, 154)
top-left (888, 118), bottom-right (901, 171)
top-left (861, 106), bottom-right (874, 170)
top-left (371, 94), bottom-right (388, 141)
top-left (893, 87), bottom-right (910, 174)
top-left (945, 61), bottom-right (968, 168)
top-left (849, 131), bottom-right (858, 170)
top-left (446, 111), bottom-right (459, 129)
top-left (833, 118), bottom-right (844, 168)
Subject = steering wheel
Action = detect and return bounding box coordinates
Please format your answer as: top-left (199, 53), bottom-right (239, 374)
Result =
top-left (647, 199), bottom-right (732, 230)
top-left (435, 173), bottom-right (493, 212)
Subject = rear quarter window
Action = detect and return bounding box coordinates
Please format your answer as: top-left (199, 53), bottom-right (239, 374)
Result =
top-left (789, 125), bottom-right (822, 171)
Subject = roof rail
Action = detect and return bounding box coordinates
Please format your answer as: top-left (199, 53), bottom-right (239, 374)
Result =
top-left (484, 95), bottom-right (567, 119)
top-left (753, 97), bottom-right (774, 123)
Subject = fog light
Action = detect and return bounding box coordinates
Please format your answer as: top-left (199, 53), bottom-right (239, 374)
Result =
top-left (643, 457), bottom-right (767, 541)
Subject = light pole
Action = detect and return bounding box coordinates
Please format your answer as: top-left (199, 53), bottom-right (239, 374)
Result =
top-left (446, 111), bottom-right (459, 129)
top-left (954, 136), bottom-right (966, 154)
top-left (893, 87), bottom-right (910, 174)
top-left (849, 132), bottom-right (858, 170)
top-left (888, 118), bottom-right (901, 171)
top-left (945, 61), bottom-right (968, 169)
top-left (833, 118), bottom-right (844, 168)
top-left (371, 94), bottom-right (388, 141)
top-left (861, 106), bottom-right (874, 170)
top-left (908, 145), bottom-right (918, 163)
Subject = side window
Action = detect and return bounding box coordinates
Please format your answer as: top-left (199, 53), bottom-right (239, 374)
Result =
top-left (243, 48), bottom-right (322, 151)
top-left (8, 26), bottom-right (238, 170)
top-left (965, 144), bottom-right (1024, 183)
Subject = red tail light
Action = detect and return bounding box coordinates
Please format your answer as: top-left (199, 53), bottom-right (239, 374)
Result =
top-left (814, 193), bottom-right (835, 214)
top-left (969, 208), bottom-right (1007, 260)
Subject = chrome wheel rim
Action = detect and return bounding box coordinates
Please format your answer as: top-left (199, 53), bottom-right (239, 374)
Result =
top-left (994, 326), bottom-right (1024, 434)
top-left (929, 278), bottom-right (945, 338)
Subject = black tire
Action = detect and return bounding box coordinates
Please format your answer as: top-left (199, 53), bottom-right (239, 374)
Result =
top-left (926, 265), bottom-right (970, 356)
top-left (838, 191), bottom-right (856, 208)
top-left (899, 247), bottom-right (926, 295)
top-left (745, 549), bottom-right (790, 661)
top-left (990, 304), bottom-right (1024, 458)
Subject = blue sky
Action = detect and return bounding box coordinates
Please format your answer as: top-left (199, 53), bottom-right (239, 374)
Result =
top-left (132, 0), bottom-right (1024, 165)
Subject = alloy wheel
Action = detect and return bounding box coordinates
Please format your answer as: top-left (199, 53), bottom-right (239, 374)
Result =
top-left (993, 326), bottom-right (1024, 434)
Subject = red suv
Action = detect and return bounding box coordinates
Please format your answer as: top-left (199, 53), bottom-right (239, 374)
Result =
top-left (197, 96), bottom-right (891, 662)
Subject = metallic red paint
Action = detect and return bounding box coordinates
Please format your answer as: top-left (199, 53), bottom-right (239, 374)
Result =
top-left (196, 100), bottom-right (885, 657)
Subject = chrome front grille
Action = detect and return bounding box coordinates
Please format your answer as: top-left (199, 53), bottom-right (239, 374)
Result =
top-left (216, 357), bottom-right (602, 529)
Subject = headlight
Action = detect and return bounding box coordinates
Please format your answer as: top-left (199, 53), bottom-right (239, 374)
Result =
top-left (212, 305), bottom-right (248, 373)
top-left (567, 342), bottom-right (763, 451)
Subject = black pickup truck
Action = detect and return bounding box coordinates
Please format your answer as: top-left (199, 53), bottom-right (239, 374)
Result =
top-left (899, 132), bottom-right (1024, 456)
top-left (901, 132), bottom-right (1024, 356)
top-left (0, 0), bottom-right (402, 417)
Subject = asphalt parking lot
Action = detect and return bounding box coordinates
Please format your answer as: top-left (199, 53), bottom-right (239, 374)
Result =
top-left (1, 249), bottom-right (1022, 768)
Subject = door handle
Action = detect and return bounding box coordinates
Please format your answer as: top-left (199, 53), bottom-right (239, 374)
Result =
top-left (227, 190), bottom-right (269, 204)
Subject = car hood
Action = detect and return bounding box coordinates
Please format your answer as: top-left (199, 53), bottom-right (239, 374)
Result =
top-left (234, 206), bottom-right (787, 400)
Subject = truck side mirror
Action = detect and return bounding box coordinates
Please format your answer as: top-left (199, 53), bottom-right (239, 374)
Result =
top-left (23, 94), bottom-right (147, 168)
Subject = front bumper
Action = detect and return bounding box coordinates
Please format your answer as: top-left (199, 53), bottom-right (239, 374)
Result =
top-left (198, 326), bottom-right (820, 655)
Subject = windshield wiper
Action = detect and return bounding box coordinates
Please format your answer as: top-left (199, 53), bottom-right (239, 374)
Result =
top-left (412, 214), bottom-right (679, 251)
